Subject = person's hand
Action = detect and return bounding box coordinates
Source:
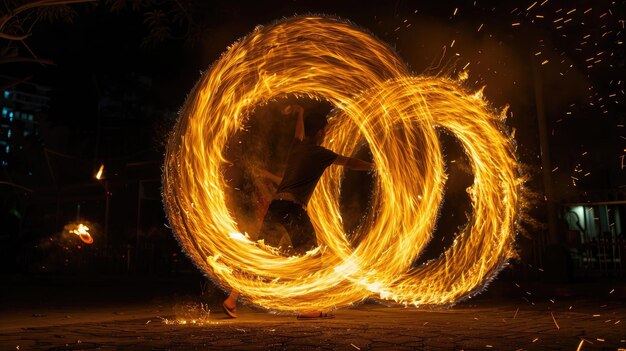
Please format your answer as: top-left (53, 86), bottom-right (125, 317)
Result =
top-left (281, 104), bottom-right (303, 116)
top-left (281, 105), bottom-right (293, 115)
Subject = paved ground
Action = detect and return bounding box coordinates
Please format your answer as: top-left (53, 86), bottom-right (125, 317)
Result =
top-left (1, 296), bottom-right (624, 351)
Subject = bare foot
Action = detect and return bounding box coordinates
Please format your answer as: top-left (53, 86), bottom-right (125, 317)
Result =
top-left (222, 291), bottom-right (239, 318)
top-left (222, 299), bottom-right (237, 318)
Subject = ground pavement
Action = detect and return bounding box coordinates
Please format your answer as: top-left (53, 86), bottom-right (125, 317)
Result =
top-left (1, 295), bottom-right (624, 350)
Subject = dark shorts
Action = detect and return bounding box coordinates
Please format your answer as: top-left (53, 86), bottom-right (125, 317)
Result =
top-left (259, 200), bottom-right (316, 255)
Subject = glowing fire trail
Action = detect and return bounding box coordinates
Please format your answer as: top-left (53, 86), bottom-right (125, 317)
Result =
top-left (162, 16), bottom-right (522, 312)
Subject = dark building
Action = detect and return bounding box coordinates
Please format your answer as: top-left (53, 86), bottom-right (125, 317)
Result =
top-left (0, 77), bottom-right (49, 168)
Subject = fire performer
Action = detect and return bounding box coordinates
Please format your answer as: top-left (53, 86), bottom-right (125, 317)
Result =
top-left (223, 104), bottom-right (375, 319)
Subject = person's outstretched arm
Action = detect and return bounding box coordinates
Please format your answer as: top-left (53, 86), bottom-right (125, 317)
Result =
top-left (333, 155), bottom-right (375, 171)
top-left (255, 168), bottom-right (282, 185)
top-left (282, 105), bottom-right (305, 141)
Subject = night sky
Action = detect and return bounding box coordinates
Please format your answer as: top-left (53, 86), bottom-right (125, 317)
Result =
top-left (10, 0), bottom-right (621, 194)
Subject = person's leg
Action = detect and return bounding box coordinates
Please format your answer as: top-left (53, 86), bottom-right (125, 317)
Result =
top-left (284, 205), bottom-right (316, 255)
top-left (258, 200), bottom-right (290, 248)
top-left (222, 200), bottom-right (285, 318)
top-left (279, 205), bottom-right (334, 318)
top-left (224, 291), bottom-right (238, 308)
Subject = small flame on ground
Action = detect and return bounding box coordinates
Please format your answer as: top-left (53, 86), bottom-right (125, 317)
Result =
top-left (70, 223), bottom-right (94, 244)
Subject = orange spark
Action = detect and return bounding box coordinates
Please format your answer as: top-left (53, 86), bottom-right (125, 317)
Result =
top-left (550, 312), bottom-right (560, 329)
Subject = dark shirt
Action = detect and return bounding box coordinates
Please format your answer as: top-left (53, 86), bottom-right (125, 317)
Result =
top-left (276, 138), bottom-right (338, 205)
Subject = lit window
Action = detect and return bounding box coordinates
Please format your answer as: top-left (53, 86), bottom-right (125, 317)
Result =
top-left (29, 114), bottom-right (34, 121)
top-left (3, 91), bottom-right (9, 99)
top-left (1, 107), bottom-right (7, 116)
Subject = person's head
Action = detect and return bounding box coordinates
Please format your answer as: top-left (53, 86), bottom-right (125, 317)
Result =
top-left (304, 113), bottom-right (328, 144)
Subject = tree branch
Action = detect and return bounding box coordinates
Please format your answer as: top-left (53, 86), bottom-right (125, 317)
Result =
top-left (0, 32), bottom-right (31, 41)
top-left (0, 181), bottom-right (34, 193)
top-left (0, 56), bottom-right (54, 65)
top-left (0, 75), bottom-right (33, 91)
top-left (0, 0), bottom-right (96, 31)
top-left (20, 37), bottom-right (40, 60)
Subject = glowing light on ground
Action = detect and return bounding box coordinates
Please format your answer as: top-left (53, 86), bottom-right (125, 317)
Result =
top-left (69, 223), bottom-right (94, 244)
top-left (162, 16), bottom-right (523, 312)
top-left (160, 303), bottom-right (213, 326)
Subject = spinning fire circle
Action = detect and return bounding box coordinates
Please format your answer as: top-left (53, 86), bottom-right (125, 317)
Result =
top-left (163, 16), bottom-right (522, 312)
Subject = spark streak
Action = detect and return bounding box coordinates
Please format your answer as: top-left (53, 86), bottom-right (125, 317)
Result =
top-left (550, 312), bottom-right (560, 329)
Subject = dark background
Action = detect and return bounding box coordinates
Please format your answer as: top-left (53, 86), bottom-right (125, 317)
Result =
top-left (0, 0), bottom-right (624, 301)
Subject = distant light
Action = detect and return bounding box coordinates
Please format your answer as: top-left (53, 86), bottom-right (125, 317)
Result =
top-left (7, 130), bottom-right (11, 138)
top-left (5, 145), bottom-right (9, 154)
top-left (95, 163), bottom-right (105, 180)
top-left (1, 107), bottom-right (7, 116)
top-left (3, 91), bottom-right (9, 99)
top-left (69, 223), bottom-right (94, 244)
